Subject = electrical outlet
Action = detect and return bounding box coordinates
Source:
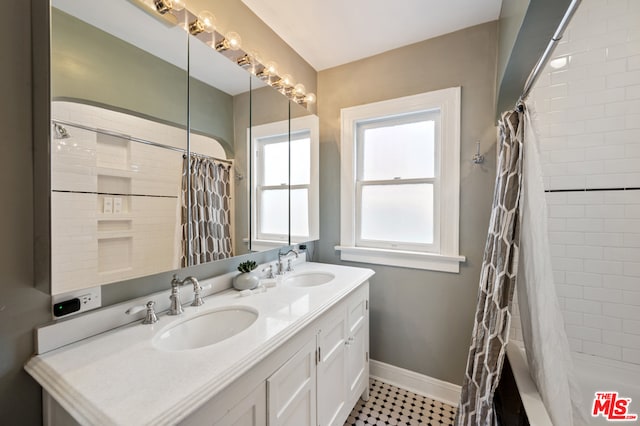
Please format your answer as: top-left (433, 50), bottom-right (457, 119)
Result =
top-left (52, 286), bottom-right (101, 319)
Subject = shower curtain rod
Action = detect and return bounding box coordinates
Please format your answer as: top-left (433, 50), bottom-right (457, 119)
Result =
top-left (184, 151), bottom-right (234, 166)
top-left (52, 119), bottom-right (233, 165)
top-left (518, 0), bottom-right (582, 106)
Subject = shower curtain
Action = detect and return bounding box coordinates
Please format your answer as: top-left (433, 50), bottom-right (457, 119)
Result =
top-left (457, 105), bottom-right (583, 425)
top-left (516, 107), bottom-right (585, 425)
top-left (456, 108), bottom-right (524, 425)
top-left (181, 155), bottom-right (233, 266)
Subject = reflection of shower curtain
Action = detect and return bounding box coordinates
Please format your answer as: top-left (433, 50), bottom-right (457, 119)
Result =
top-left (181, 155), bottom-right (233, 267)
top-left (457, 108), bottom-right (524, 425)
top-left (517, 107), bottom-right (584, 425)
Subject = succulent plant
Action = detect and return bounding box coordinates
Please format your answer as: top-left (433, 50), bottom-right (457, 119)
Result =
top-left (237, 260), bottom-right (258, 273)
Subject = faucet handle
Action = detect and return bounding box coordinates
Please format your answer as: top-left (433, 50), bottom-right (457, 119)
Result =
top-left (171, 274), bottom-right (182, 288)
top-left (286, 258), bottom-right (294, 272)
top-left (126, 301), bottom-right (158, 324)
top-left (262, 264), bottom-right (275, 279)
top-left (168, 275), bottom-right (184, 316)
top-left (190, 278), bottom-right (212, 307)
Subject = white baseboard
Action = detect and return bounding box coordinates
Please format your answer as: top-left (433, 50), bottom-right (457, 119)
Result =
top-left (369, 360), bottom-right (461, 407)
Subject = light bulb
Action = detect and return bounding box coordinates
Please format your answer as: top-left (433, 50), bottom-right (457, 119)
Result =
top-left (257, 60), bottom-right (278, 81)
top-left (198, 11), bottom-right (216, 32)
top-left (304, 93), bottom-right (316, 104)
top-left (172, 0), bottom-right (186, 10)
top-left (189, 10), bottom-right (216, 35)
top-left (265, 61), bottom-right (278, 76)
top-left (226, 32), bottom-right (242, 51)
top-left (281, 74), bottom-right (294, 87)
top-left (294, 83), bottom-right (306, 96)
top-left (216, 31), bottom-right (242, 52)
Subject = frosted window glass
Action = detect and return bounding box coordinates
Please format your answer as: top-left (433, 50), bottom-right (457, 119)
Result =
top-left (260, 189), bottom-right (288, 235)
top-left (262, 140), bottom-right (289, 186)
top-left (361, 120), bottom-right (435, 180)
top-left (360, 184), bottom-right (433, 244)
top-left (291, 189), bottom-right (309, 236)
top-left (290, 136), bottom-right (310, 185)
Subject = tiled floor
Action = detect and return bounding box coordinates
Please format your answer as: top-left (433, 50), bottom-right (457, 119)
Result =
top-left (344, 379), bottom-right (457, 425)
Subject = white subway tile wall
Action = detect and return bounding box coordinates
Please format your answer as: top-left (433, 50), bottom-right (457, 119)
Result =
top-left (510, 0), bottom-right (640, 365)
top-left (51, 102), bottom-right (227, 295)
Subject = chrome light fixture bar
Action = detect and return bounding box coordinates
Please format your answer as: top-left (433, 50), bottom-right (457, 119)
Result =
top-left (141, 0), bottom-right (316, 108)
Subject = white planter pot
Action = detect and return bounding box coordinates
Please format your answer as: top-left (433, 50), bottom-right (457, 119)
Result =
top-left (233, 271), bottom-right (260, 290)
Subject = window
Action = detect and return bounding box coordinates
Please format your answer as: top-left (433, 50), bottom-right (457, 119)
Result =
top-left (289, 130), bottom-right (313, 242)
top-left (337, 87), bottom-right (465, 272)
top-left (256, 132), bottom-right (290, 241)
top-left (250, 115), bottom-right (319, 251)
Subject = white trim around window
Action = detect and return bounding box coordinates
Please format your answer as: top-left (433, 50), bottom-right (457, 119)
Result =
top-left (249, 115), bottom-right (319, 252)
top-left (337, 87), bottom-right (465, 273)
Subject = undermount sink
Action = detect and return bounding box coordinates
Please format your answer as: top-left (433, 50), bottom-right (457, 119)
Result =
top-left (283, 271), bottom-right (335, 287)
top-left (153, 306), bottom-right (258, 351)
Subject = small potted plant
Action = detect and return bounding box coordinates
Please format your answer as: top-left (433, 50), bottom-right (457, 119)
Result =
top-left (233, 260), bottom-right (260, 290)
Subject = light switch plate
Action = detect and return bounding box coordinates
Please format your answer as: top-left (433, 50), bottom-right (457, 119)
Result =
top-left (113, 197), bottom-right (122, 213)
top-left (103, 197), bottom-right (113, 213)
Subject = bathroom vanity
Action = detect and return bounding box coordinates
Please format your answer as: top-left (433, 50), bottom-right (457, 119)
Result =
top-left (26, 262), bottom-right (373, 426)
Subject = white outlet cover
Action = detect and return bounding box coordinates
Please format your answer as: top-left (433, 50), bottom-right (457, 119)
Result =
top-left (52, 286), bottom-right (102, 320)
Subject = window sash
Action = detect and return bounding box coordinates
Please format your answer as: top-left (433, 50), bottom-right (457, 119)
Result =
top-left (356, 110), bottom-right (440, 182)
top-left (355, 178), bottom-right (440, 252)
top-left (256, 134), bottom-right (288, 241)
top-left (255, 186), bottom-right (288, 241)
top-left (255, 132), bottom-right (313, 241)
top-left (354, 110), bottom-right (441, 253)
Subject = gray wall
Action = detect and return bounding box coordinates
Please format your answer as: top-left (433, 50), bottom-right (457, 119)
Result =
top-left (0, 0), bottom-right (52, 423)
top-left (496, 0), bottom-right (573, 114)
top-left (497, 0), bottom-right (530, 87)
top-left (52, 8), bottom-right (239, 156)
top-left (317, 22), bottom-right (499, 385)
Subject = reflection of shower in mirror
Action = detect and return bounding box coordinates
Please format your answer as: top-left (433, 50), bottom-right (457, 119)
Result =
top-left (52, 122), bottom-right (70, 139)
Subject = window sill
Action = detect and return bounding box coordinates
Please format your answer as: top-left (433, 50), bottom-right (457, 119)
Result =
top-left (251, 239), bottom-right (288, 252)
top-left (334, 246), bottom-right (465, 273)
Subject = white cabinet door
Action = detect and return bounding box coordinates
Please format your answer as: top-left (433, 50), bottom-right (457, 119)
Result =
top-left (214, 383), bottom-right (267, 426)
top-left (267, 338), bottom-right (317, 426)
top-left (317, 308), bottom-right (348, 426)
top-left (181, 382), bottom-right (266, 426)
top-left (346, 287), bottom-right (369, 403)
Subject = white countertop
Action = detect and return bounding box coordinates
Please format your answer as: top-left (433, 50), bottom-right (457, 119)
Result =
top-left (25, 262), bottom-right (374, 425)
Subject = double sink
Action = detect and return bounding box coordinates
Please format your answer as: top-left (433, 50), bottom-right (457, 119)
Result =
top-left (153, 271), bottom-right (335, 351)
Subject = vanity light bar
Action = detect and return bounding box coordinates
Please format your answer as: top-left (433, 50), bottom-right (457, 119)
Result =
top-left (147, 1), bottom-right (315, 108)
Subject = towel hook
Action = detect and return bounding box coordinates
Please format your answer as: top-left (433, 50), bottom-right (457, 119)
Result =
top-left (472, 141), bottom-right (484, 164)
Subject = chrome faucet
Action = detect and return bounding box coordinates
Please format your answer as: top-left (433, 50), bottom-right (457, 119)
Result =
top-left (169, 275), bottom-right (185, 315)
top-left (187, 276), bottom-right (205, 307)
top-left (277, 249), bottom-right (299, 275)
top-left (169, 275), bottom-right (203, 314)
top-left (125, 300), bottom-right (158, 324)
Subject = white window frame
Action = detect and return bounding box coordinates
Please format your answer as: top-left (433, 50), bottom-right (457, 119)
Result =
top-left (249, 115), bottom-right (319, 252)
top-left (336, 87), bottom-right (465, 273)
top-left (289, 127), bottom-right (319, 245)
top-left (256, 131), bottom-right (290, 244)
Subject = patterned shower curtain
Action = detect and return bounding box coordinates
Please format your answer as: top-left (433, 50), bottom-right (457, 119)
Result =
top-left (456, 107), bottom-right (524, 425)
top-left (181, 155), bottom-right (233, 267)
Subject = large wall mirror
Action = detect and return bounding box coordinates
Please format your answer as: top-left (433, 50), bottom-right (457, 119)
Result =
top-left (43, 0), bottom-right (318, 297)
